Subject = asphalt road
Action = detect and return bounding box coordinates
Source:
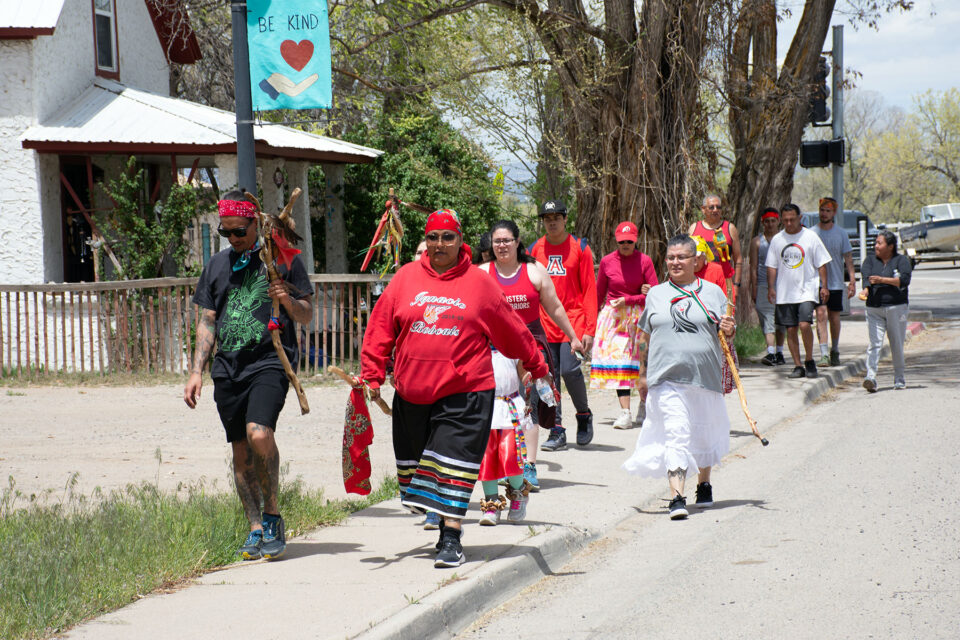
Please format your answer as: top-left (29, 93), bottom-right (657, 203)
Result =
top-left (457, 322), bottom-right (960, 640)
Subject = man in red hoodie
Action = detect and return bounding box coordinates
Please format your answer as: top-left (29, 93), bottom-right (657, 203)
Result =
top-left (529, 200), bottom-right (596, 450)
top-left (362, 210), bottom-right (549, 569)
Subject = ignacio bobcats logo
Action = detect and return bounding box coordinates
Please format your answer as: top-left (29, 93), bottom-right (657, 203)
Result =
top-left (546, 255), bottom-right (566, 275)
top-left (422, 304), bottom-right (451, 325)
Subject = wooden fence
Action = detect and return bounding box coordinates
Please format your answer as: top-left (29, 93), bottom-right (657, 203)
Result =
top-left (0, 275), bottom-right (389, 378)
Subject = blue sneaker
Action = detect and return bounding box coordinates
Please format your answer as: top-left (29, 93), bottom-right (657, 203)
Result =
top-left (423, 512), bottom-right (441, 530)
top-left (523, 463), bottom-right (540, 492)
top-left (261, 514), bottom-right (286, 560)
top-left (238, 530), bottom-right (263, 560)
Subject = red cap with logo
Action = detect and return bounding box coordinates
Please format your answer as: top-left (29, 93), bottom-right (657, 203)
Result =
top-left (614, 221), bottom-right (638, 243)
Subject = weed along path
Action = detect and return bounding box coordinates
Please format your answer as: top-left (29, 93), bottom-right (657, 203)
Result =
top-left (0, 379), bottom-right (399, 500)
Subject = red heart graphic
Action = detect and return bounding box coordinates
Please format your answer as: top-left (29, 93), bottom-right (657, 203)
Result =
top-left (280, 39), bottom-right (314, 72)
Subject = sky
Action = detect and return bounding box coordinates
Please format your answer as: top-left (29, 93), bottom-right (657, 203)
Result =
top-left (777, 0), bottom-right (960, 109)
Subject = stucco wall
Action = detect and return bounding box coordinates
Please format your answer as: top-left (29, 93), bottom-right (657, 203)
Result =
top-left (117, 0), bottom-right (171, 95)
top-left (0, 41), bottom-right (45, 284)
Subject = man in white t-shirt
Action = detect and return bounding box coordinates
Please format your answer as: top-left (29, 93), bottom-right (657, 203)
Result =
top-left (765, 204), bottom-right (831, 379)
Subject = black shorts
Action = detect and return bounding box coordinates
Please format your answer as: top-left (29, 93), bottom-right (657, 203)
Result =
top-left (213, 369), bottom-right (289, 442)
top-left (775, 301), bottom-right (816, 327)
top-left (815, 289), bottom-right (844, 311)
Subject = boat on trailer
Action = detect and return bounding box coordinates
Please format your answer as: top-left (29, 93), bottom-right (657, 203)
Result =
top-left (900, 203), bottom-right (960, 254)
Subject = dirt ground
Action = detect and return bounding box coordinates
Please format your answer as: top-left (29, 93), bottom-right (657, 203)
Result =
top-left (0, 379), bottom-right (401, 501)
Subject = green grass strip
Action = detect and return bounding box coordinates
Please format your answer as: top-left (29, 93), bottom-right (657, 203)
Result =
top-left (733, 324), bottom-right (768, 360)
top-left (0, 474), bottom-right (398, 640)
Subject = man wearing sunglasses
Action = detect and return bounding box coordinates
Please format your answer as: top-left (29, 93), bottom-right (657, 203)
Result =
top-left (184, 191), bottom-right (312, 562)
top-left (689, 194), bottom-right (743, 302)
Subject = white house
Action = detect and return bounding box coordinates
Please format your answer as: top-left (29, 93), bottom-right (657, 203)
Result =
top-left (0, 0), bottom-right (381, 284)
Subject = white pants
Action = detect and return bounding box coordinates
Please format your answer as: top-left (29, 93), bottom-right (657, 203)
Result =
top-left (865, 304), bottom-right (908, 384)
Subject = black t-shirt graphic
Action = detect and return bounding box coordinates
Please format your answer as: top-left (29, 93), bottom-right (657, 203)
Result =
top-left (193, 248), bottom-right (311, 382)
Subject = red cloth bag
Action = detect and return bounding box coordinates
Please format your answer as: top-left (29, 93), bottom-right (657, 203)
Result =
top-left (342, 387), bottom-right (374, 495)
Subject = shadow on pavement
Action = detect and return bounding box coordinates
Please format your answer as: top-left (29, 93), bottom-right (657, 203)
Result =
top-left (537, 478), bottom-right (608, 490)
top-left (283, 541), bottom-right (364, 560)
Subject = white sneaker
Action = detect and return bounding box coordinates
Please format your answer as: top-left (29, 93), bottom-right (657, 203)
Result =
top-left (613, 409), bottom-right (633, 429)
top-left (478, 509), bottom-right (500, 526)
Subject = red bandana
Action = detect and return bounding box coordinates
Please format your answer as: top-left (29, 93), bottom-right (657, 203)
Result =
top-left (342, 386), bottom-right (374, 495)
top-left (425, 209), bottom-right (462, 236)
top-left (218, 200), bottom-right (257, 218)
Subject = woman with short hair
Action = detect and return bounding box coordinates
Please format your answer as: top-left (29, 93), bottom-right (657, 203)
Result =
top-left (622, 234), bottom-right (735, 520)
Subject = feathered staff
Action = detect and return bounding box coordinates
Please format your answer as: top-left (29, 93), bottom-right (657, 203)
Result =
top-left (244, 188), bottom-right (310, 415)
top-left (360, 188), bottom-right (433, 274)
top-left (717, 302), bottom-right (768, 446)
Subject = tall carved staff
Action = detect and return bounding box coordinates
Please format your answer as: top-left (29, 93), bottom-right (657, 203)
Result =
top-left (717, 302), bottom-right (769, 446)
top-left (244, 189), bottom-right (310, 415)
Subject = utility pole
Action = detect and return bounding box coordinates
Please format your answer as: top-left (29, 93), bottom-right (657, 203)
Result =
top-left (831, 24), bottom-right (844, 215)
top-left (231, 0), bottom-right (256, 193)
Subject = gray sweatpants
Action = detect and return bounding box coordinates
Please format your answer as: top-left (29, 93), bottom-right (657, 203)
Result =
top-left (865, 304), bottom-right (908, 384)
top-left (547, 341), bottom-right (591, 427)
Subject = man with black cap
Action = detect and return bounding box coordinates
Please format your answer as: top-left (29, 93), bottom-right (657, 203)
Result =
top-left (529, 200), bottom-right (596, 449)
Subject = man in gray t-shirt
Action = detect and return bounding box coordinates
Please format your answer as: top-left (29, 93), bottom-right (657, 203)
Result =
top-left (810, 198), bottom-right (855, 367)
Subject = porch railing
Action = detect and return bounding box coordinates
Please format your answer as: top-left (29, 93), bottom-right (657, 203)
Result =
top-left (0, 275), bottom-right (389, 378)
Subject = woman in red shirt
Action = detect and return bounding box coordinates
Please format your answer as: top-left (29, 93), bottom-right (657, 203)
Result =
top-left (362, 210), bottom-right (549, 568)
top-left (590, 221), bottom-right (658, 428)
top-left (479, 220), bottom-right (582, 490)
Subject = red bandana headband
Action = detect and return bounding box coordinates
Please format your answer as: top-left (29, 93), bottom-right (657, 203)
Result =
top-left (761, 209), bottom-right (779, 221)
top-left (425, 209), bottom-right (462, 236)
top-left (218, 199), bottom-right (258, 219)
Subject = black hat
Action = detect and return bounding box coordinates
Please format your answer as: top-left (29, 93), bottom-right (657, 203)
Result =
top-left (539, 200), bottom-right (567, 216)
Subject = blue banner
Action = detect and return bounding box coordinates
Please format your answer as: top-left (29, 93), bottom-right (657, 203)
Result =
top-left (247, 0), bottom-right (332, 111)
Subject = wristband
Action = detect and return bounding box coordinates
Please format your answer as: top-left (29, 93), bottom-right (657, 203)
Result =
top-left (734, 281), bottom-right (741, 287)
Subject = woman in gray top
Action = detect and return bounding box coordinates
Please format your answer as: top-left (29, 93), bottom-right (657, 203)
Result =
top-left (622, 235), bottom-right (736, 520)
top-left (859, 230), bottom-right (912, 392)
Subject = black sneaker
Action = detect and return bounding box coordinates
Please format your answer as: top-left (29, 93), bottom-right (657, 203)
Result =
top-left (434, 529), bottom-right (464, 568)
top-left (575, 410), bottom-right (594, 446)
top-left (541, 427), bottom-right (567, 451)
top-left (787, 366), bottom-right (806, 379)
top-left (695, 482), bottom-right (713, 507)
top-left (761, 353), bottom-right (777, 366)
top-left (668, 494), bottom-right (688, 520)
top-left (238, 530), bottom-right (263, 560)
top-left (775, 352), bottom-right (786, 365)
top-left (804, 359), bottom-right (818, 378)
top-left (830, 349), bottom-right (841, 367)
top-left (261, 514), bottom-right (286, 560)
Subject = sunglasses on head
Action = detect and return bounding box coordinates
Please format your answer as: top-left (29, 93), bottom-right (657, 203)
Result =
top-left (217, 220), bottom-right (254, 238)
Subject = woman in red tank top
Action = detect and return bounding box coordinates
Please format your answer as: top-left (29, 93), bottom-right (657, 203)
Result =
top-left (480, 220), bottom-right (582, 490)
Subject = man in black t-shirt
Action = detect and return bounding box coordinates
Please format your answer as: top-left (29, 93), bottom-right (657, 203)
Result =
top-left (184, 192), bottom-right (312, 561)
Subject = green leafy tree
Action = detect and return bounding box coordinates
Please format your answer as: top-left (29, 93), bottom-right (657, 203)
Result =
top-left (98, 158), bottom-right (198, 280)
top-left (310, 104), bottom-right (507, 272)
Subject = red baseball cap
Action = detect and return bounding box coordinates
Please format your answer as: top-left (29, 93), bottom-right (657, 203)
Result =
top-left (614, 221), bottom-right (638, 243)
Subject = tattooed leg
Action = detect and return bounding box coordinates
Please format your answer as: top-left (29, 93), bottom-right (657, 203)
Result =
top-left (231, 440), bottom-right (263, 529)
top-left (668, 467), bottom-right (687, 498)
top-left (247, 422), bottom-right (281, 515)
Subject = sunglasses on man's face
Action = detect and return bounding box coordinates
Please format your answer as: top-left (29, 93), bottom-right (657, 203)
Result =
top-left (425, 232), bottom-right (459, 245)
top-left (217, 221), bottom-right (254, 238)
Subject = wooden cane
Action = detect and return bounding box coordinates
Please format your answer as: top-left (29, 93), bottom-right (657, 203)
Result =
top-left (327, 365), bottom-right (392, 416)
top-left (244, 191), bottom-right (310, 415)
top-left (718, 304), bottom-right (769, 446)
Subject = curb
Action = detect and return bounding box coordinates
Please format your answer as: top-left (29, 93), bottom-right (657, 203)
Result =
top-left (357, 525), bottom-right (597, 640)
top-left (360, 321), bottom-right (927, 640)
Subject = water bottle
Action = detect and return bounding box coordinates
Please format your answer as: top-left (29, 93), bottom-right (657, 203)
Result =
top-left (535, 378), bottom-right (556, 407)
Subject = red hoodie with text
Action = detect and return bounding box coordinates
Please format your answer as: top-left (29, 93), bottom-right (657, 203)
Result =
top-left (361, 246), bottom-right (548, 405)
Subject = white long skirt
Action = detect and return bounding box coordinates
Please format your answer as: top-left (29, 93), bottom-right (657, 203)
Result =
top-left (622, 381), bottom-right (731, 478)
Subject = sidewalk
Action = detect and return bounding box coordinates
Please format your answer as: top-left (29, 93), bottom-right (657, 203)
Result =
top-left (62, 322), bottom-right (924, 640)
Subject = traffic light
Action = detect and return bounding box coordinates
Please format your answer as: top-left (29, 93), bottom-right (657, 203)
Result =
top-left (808, 56), bottom-right (831, 124)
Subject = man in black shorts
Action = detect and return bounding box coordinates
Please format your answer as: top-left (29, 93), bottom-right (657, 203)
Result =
top-left (765, 204), bottom-right (831, 379)
top-left (811, 197), bottom-right (855, 366)
top-left (184, 191), bottom-right (312, 561)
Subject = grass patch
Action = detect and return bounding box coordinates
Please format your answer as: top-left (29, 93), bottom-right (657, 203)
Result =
top-left (733, 324), bottom-right (767, 360)
top-left (0, 473), bottom-right (398, 640)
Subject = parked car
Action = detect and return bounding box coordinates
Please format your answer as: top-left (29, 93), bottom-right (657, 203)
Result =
top-left (801, 209), bottom-right (880, 273)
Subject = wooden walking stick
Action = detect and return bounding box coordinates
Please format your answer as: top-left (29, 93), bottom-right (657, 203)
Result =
top-left (244, 189), bottom-right (310, 415)
top-left (717, 303), bottom-right (769, 446)
top-left (327, 365), bottom-right (392, 416)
